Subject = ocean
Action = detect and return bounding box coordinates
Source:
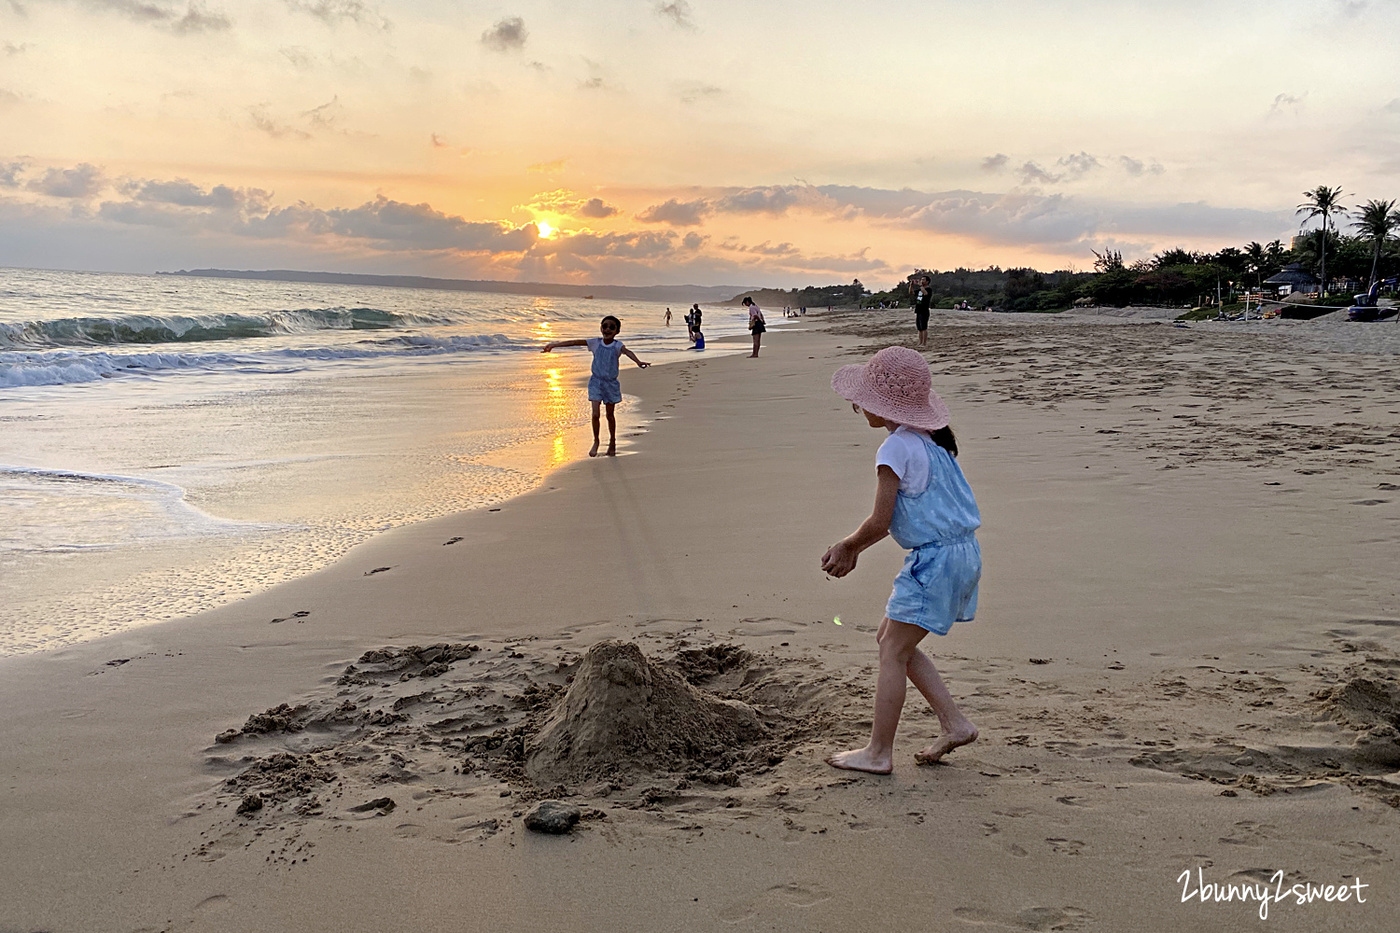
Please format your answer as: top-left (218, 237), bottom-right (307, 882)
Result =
top-left (0, 267), bottom-right (748, 655)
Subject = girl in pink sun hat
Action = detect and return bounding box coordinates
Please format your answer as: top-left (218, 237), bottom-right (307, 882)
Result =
top-left (821, 346), bottom-right (982, 774)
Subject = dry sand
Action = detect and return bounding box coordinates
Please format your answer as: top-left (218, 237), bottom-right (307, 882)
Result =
top-left (2, 309), bottom-right (1400, 931)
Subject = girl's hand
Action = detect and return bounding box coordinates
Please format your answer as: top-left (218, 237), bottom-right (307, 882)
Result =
top-left (821, 540), bottom-right (859, 578)
top-left (541, 343), bottom-right (554, 353)
top-left (637, 361), bottom-right (650, 368)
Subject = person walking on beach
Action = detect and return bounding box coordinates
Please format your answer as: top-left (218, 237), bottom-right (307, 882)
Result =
top-left (541, 315), bottom-right (649, 457)
top-left (908, 275), bottom-right (932, 347)
top-left (665, 307), bottom-right (672, 325)
top-left (821, 346), bottom-right (981, 773)
top-left (743, 296), bottom-right (766, 357)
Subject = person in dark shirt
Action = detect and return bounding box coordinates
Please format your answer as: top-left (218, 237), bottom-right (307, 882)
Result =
top-left (908, 275), bottom-right (932, 347)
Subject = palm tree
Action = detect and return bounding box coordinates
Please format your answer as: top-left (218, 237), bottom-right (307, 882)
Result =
top-left (1244, 241), bottom-right (1265, 290)
top-left (1352, 198), bottom-right (1399, 289)
top-left (1297, 185), bottom-right (1347, 298)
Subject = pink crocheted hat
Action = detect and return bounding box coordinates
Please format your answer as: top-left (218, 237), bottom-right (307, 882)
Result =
top-left (831, 346), bottom-right (951, 431)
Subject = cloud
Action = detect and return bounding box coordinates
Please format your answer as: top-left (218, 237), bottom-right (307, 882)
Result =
top-left (655, 0), bottom-right (695, 29)
top-left (119, 178), bottom-right (270, 212)
top-left (1118, 155), bottom-right (1165, 177)
top-left (286, 0), bottom-right (390, 29)
top-left (814, 183), bottom-right (1292, 256)
top-left (678, 82), bottom-right (723, 104)
top-left (981, 154), bottom-right (1009, 172)
top-left (1268, 92), bottom-right (1307, 116)
top-left (527, 159), bottom-right (565, 174)
top-left (1018, 161), bottom-right (1060, 185)
top-left (578, 197), bottom-right (618, 219)
top-left (1056, 151), bottom-right (1099, 178)
top-left (718, 239), bottom-right (800, 257)
top-left (0, 160), bottom-right (25, 187)
top-left (249, 105), bottom-right (312, 140)
top-left (714, 184), bottom-right (840, 216)
top-left (681, 231), bottom-right (705, 250)
top-left (73, 0), bottom-right (231, 34)
top-left (279, 46), bottom-right (314, 69)
top-left (430, 133), bottom-right (447, 148)
top-left (4, 42), bottom-right (29, 55)
top-left (1015, 152), bottom-right (1100, 185)
top-left (0, 87), bottom-right (21, 106)
top-left (481, 16), bottom-right (526, 51)
top-left (27, 163), bottom-right (104, 198)
top-left (524, 190), bottom-right (619, 220)
top-left (635, 198), bottom-right (713, 226)
top-left (301, 96), bottom-right (340, 128)
top-left (93, 184), bottom-right (538, 255)
top-left (1383, 98), bottom-right (1400, 114)
top-left (537, 229), bottom-right (678, 260)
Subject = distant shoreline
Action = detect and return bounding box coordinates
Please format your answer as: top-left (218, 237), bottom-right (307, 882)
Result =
top-left (160, 268), bottom-right (750, 305)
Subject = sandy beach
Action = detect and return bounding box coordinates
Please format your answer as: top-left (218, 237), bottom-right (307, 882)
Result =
top-left (3, 310), bottom-right (1399, 932)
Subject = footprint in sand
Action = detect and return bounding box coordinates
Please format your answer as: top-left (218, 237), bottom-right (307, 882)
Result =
top-left (717, 883), bottom-right (832, 923)
top-left (1045, 838), bottom-right (1085, 856)
top-left (364, 566), bottom-right (392, 575)
top-left (953, 905), bottom-right (1091, 930)
top-left (443, 537), bottom-right (463, 546)
top-left (193, 894), bottom-right (231, 913)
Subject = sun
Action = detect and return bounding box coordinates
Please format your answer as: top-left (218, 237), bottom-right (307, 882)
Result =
top-left (535, 220), bottom-right (557, 239)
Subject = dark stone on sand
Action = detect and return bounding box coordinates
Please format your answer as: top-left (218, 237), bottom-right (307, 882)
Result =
top-left (214, 729), bottom-right (240, 744)
top-left (348, 796), bottom-right (396, 813)
top-left (236, 793), bottom-right (264, 815)
top-left (524, 800), bottom-right (581, 834)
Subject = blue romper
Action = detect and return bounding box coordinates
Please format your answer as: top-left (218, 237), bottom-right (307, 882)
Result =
top-left (586, 337), bottom-right (624, 404)
top-left (884, 432), bottom-right (982, 635)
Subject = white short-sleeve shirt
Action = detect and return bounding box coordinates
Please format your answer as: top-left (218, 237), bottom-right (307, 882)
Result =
top-left (876, 425), bottom-right (933, 495)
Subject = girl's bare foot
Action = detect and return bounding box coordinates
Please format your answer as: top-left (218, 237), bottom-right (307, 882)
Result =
top-left (824, 747), bottom-right (892, 775)
top-left (914, 724), bottom-right (978, 766)
top-left (588, 440), bottom-right (600, 457)
top-left (605, 442), bottom-right (616, 456)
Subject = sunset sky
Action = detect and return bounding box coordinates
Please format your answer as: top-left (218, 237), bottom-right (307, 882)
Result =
top-left (2, 0), bottom-right (1398, 288)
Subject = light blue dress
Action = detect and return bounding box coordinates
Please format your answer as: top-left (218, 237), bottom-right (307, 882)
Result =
top-left (884, 433), bottom-right (982, 634)
top-left (586, 337), bottom-right (624, 404)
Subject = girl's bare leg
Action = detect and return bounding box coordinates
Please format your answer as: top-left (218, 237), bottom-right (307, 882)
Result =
top-left (589, 401), bottom-right (601, 457)
top-left (907, 648), bottom-right (978, 764)
top-left (826, 618), bottom-right (927, 774)
top-left (749, 333), bottom-right (760, 357)
top-left (604, 402), bottom-right (617, 456)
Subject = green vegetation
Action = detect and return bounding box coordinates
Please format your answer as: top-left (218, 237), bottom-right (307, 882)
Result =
top-left (778, 185), bottom-right (1398, 313)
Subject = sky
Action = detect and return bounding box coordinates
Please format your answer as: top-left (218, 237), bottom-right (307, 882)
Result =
top-left (2, 0), bottom-right (1398, 288)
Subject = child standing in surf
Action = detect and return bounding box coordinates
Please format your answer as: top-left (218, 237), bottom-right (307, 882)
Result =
top-left (821, 346), bottom-right (981, 773)
top-left (541, 315), bottom-right (649, 457)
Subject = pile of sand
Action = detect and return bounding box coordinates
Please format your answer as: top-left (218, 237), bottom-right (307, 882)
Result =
top-left (526, 641), bottom-right (766, 785)
top-left (1315, 670), bottom-right (1400, 767)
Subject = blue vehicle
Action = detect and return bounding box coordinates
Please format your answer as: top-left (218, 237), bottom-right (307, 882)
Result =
top-left (1347, 281), bottom-right (1397, 321)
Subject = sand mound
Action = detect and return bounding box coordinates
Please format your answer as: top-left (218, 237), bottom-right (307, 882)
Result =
top-left (1316, 673), bottom-right (1400, 767)
top-left (526, 641), bottom-right (766, 784)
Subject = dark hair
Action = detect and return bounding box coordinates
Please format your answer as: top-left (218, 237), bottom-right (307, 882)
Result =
top-left (741, 297), bottom-right (753, 305)
top-left (601, 315), bottom-right (622, 330)
top-left (931, 425), bottom-right (958, 457)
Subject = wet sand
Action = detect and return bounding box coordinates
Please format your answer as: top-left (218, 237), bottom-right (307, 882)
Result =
top-left (1, 310), bottom-right (1399, 931)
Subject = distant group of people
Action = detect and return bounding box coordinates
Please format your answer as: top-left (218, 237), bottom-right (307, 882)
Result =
top-left (551, 297), bottom-right (774, 455)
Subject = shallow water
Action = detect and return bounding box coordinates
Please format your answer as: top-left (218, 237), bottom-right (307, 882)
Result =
top-left (0, 268), bottom-right (746, 655)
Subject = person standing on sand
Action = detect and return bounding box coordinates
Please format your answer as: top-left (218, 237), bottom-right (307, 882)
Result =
top-left (665, 307), bottom-right (672, 325)
top-left (908, 275), bottom-right (932, 347)
top-left (821, 346), bottom-right (981, 773)
top-left (743, 296), bottom-right (765, 357)
top-left (541, 315), bottom-right (649, 457)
